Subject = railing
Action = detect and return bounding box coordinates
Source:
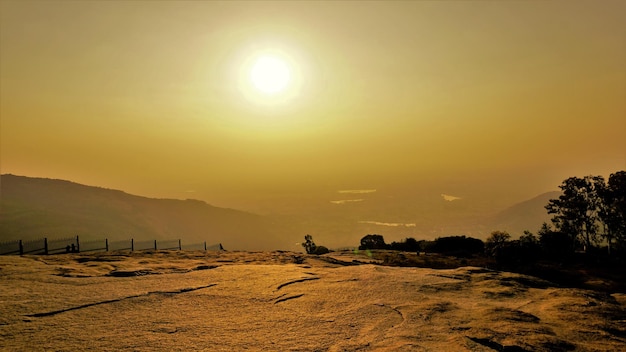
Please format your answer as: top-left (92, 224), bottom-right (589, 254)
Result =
top-left (108, 239), bottom-right (133, 251)
top-left (48, 236), bottom-right (78, 254)
top-left (0, 236), bottom-right (223, 255)
top-left (0, 240), bottom-right (21, 255)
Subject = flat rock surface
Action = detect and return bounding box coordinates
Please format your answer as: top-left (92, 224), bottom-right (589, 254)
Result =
top-left (1, 250), bottom-right (625, 351)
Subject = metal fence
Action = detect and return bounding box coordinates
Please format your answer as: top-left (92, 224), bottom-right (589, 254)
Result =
top-left (109, 239), bottom-right (133, 251)
top-left (48, 237), bottom-right (78, 254)
top-left (183, 242), bottom-right (210, 251)
top-left (0, 240), bottom-right (21, 255)
top-left (133, 240), bottom-right (157, 251)
top-left (158, 239), bottom-right (181, 250)
top-left (80, 239), bottom-right (108, 253)
top-left (0, 236), bottom-right (223, 255)
top-left (22, 238), bottom-right (50, 255)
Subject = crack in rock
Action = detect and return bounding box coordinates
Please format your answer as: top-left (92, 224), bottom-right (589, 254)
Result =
top-left (26, 284), bottom-right (217, 318)
top-left (467, 336), bottom-right (529, 351)
top-left (105, 265), bottom-right (218, 277)
top-left (276, 277), bottom-right (320, 291)
top-left (274, 294), bottom-right (305, 304)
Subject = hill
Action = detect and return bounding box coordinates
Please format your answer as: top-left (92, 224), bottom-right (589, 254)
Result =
top-left (488, 191), bottom-right (560, 235)
top-left (0, 174), bottom-right (563, 250)
top-left (0, 174), bottom-right (277, 250)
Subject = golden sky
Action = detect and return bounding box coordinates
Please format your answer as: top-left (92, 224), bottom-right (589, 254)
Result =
top-left (1, 0), bottom-right (625, 214)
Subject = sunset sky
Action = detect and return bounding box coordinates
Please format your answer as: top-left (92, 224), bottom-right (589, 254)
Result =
top-left (1, 1), bottom-right (624, 224)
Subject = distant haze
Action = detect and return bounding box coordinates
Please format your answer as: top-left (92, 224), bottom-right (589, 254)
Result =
top-left (1, 1), bottom-right (624, 248)
top-left (1, 175), bottom-right (556, 250)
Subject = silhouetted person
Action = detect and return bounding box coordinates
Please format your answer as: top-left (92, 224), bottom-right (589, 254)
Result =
top-left (71, 244), bottom-right (76, 253)
top-left (66, 245), bottom-right (71, 253)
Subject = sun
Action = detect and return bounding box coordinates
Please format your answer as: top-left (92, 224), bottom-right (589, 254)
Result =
top-left (249, 55), bottom-right (291, 95)
top-left (235, 46), bottom-right (304, 108)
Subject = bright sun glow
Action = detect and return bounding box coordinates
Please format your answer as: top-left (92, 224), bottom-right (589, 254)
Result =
top-left (249, 56), bottom-right (291, 94)
top-left (236, 47), bottom-right (304, 108)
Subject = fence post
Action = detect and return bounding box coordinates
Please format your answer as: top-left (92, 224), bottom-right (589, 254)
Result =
top-left (154, 240), bottom-right (157, 250)
top-left (19, 240), bottom-right (23, 256)
top-left (76, 236), bottom-right (80, 253)
top-left (106, 238), bottom-right (109, 252)
top-left (178, 239), bottom-right (181, 250)
top-left (44, 238), bottom-right (48, 255)
top-left (131, 238), bottom-right (134, 251)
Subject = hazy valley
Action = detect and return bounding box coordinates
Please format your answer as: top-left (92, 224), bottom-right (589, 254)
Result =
top-left (0, 174), bottom-right (555, 250)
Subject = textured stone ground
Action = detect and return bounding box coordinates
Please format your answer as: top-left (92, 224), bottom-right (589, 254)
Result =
top-left (1, 250), bottom-right (625, 351)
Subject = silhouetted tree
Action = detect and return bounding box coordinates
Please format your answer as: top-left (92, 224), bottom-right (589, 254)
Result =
top-left (302, 234), bottom-right (317, 254)
top-left (538, 222), bottom-right (574, 261)
top-left (389, 237), bottom-right (420, 252)
top-left (416, 240), bottom-right (436, 253)
top-left (599, 171), bottom-right (626, 254)
top-left (485, 231), bottom-right (511, 257)
top-left (546, 175), bottom-right (605, 252)
top-left (519, 230), bottom-right (538, 247)
top-left (359, 234), bottom-right (388, 250)
top-left (301, 235), bottom-right (330, 255)
top-left (431, 236), bottom-right (484, 257)
top-left (518, 230), bottom-right (541, 261)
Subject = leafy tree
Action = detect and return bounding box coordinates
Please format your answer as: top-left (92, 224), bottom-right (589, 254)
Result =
top-left (302, 234), bottom-right (317, 254)
top-left (536, 222), bottom-right (552, 238)
top-left (538, 222), bottom-right (574, 261)
top-left (359, 234), bottom-right (387, 250)
top-left (484, 231), bottom-right (541, 267)
top-left (416, 240), bottom-right (436, 253)
top-left (599, 171), bottom-right (626, 253)
top-left (389, 237), bottom-right (420, 252)
top-left (546, 176), bottom-right (605, 252)
top-left (485, 230), bottom-right (511, 257)
top-left (431, 236), bottom-right (484, 257)
top-left (517, 230), bottom-right (541, 263)
top-left (519, 230), bottom-right (538, 247)
top-left (302, 235), bottom-right (330, 255)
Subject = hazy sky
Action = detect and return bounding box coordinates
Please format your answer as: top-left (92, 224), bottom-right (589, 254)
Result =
top-left (1, 0), bottom-right (624, 214)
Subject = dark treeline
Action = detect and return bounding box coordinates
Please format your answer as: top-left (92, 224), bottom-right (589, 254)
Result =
top-left (545, 171), bottom-right (625, 255)
top-left (362, 234), bottom-right (484, 258)
top-left (356, 170), bottom-right (626, 269)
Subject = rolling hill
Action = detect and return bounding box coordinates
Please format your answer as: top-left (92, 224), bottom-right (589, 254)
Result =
top-left (488, 191), bottom-right (559, 235)
top-left (0, 174), bottom-right (277, 250)
top-left (0, 174), bottom-right (560, 250)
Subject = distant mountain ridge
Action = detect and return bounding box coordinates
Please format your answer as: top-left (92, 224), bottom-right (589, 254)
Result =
top-left (0, 174), bottom-right (277, 250)
top-left (488, 191), bottom-right (559, 235)
top-left (0, 174), bottom-right (560, 250)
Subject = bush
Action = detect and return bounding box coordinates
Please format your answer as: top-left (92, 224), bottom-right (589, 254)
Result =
top-left (431, 236), bottom-right (484, 257)
top-left (301, 235), bottom-right (330, 255)
top-left (485, 231), bottom-right (511, 257)
top-left (539, 230), bottom-right (574, 262)
top-left (389, 237), bottom-right (420, 252)
top-left (493, 241), bottom-right (539, 268)
top-left (359, 234), bottom-right (388, 250)
top-left (313, 245), bottom-right (330, 255)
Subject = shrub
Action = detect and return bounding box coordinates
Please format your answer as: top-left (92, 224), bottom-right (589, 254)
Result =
top-left (389, 237), bottom-right (420, 252)
top-left (302, 234), bottom-right (317, 254)
top-left (359, 234), bottom-right (388, 250)
top-left (313, 245), bottom-right (330, 255)
top-left (431, 236), bottom-right (484, 257)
